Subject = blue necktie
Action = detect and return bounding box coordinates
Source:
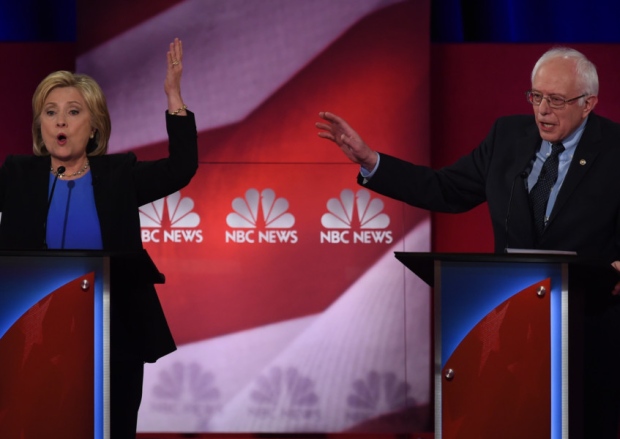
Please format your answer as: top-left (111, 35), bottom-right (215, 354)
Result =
top-left (529, 142), bottom-right (565, 236)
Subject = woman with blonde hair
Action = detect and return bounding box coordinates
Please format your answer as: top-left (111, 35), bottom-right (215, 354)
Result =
top-left (0, 38), bottom-right (198, 438)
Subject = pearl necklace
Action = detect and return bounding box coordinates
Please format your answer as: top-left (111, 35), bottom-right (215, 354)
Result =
top-left (51, 160), bottom-right (90, 179)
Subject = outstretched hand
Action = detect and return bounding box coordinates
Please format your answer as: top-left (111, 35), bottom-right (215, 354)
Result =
top-left (165, 38), bottom-right (186, 115)
top-left (316, 112), bottom-right (378, 171)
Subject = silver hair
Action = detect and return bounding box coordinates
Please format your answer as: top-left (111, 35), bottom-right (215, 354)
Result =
top-left (531, 47), bottom-right (599, 102)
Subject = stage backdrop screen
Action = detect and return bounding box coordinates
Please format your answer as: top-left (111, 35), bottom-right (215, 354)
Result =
top-left (76, 0), bottom-right (431, 433)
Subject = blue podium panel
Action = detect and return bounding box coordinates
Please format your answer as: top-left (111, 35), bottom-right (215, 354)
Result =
top-left (436, 261), bottom-right (567, 439)
top-left (0, 252), bottom-right (109, 439)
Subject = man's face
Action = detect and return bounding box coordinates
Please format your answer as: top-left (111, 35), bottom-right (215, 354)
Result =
top-left (531, 57), bottom-right (597, 143)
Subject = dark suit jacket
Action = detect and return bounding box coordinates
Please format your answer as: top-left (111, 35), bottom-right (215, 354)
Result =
top-left (0, 111), bottom-right (198, 362)
top-left (360, 113), bottom-right (620, 263)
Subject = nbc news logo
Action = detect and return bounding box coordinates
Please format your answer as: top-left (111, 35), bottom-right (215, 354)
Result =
top-left (226, 188), bottom-right (298, 244)
top-left (139, 191), bottom-right (203, 243)
top-left (320, 189), bottom-right (393, 244)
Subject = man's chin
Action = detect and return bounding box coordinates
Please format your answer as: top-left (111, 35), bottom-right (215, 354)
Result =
top-left (538, 131), bottom-right (561, 144)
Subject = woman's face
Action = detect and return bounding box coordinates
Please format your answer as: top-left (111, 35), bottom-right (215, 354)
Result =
top-left (40, 86), bottom-right (93, 161)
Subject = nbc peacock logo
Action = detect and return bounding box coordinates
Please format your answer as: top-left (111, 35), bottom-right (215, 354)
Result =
top-left (225, 188), bottom-right (298, 244)
top-left (139, 191), bottom-right (203, 243)
top-left (320, 189), bottom-right (393, 244)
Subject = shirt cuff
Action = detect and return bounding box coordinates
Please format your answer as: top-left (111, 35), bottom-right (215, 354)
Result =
top-left (360, 152), bottom-right (381, 179)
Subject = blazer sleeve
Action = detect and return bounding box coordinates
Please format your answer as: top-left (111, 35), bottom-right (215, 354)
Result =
top-left (133, 110), bottom-right (199, 205)
top-left (357, 115), bottom-right (536, 215)
top-left (359, 138), bottom-right (492, 214)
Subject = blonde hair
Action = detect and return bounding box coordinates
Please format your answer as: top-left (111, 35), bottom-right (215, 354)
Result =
top-left (32, 70), bottom-right (111, 156)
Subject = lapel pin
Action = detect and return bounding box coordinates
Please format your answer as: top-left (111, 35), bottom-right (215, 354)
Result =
top-left (579, 159), bottom-right (586, 166)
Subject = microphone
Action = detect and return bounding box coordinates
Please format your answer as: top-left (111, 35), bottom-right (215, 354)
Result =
top-left (43, 166), bottom-right (65, 249)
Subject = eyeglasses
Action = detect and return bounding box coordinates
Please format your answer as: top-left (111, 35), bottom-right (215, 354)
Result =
top-left (526, 90), bottom-right (586, 109)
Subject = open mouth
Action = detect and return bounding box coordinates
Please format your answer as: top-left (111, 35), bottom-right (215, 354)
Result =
top-left (57, 134), bottom-right (67, 143)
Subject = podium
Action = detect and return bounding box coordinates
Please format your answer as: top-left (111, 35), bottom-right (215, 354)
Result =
top-left (0, 250), bottom-right (162, 439)
top-left (395, 252), bottom-right (618, 439)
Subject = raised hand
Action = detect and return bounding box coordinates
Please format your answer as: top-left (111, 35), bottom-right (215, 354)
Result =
top-left (165, 38), bottom-right (186, 115)
top-left (316, 111), bottom-right (378, 171)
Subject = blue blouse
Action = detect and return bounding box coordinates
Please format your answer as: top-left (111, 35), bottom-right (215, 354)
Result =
top-left (46, 172), bottom-right (103, 250)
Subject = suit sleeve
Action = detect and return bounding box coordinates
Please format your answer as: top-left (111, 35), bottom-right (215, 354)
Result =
top-left (358, 121), bottom-right (499, 213)
top-left (133, 110), bottom-right (199, 205)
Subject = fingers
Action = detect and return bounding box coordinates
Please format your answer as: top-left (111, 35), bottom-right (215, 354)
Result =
top-left (316, 123), bottom-right (344, 145)
top-left (177, 38), bottom-right (183, 59)
top-left (315, 122), bottom-right (332, 132)
top-left (316, 111), bottom-right (363, 156)
top-left (168, 38), bottom-right (183, 68)
top-left (316, 129), bottom-right (350, 147)
top-left (165, 38), bottom-right (184, 101)
top-left (319, 111), bottom-right (340, 123)
top-left (316, 112), bottom-right (349, 140)
top-left (315, 119), bottom-right (338, 142)
top-left (317, 131), bottom-right (335, 141)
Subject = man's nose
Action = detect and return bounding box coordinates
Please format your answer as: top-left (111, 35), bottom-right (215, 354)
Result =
top-left (538, 97), bottom-right (552, 114)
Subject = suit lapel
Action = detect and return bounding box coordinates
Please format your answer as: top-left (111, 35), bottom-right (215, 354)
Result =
top-left (35, 157), bottom-right (52, 213)
top-left (492, 120), bottom-right (541, 251)
top-left (510, 123), bottom-right (540, 214)
top-left (515, 124), bottom-right (542, 179)
top-left (87, 156), bottom-right (111, 246)
top-left (507, 125), bottom-right (541, 248)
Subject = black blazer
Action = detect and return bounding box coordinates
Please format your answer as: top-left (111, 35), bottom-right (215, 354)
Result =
top-left (0, 111), bottom-right (198, 362)
top-left (360, 113), bottom-right (620, 262)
